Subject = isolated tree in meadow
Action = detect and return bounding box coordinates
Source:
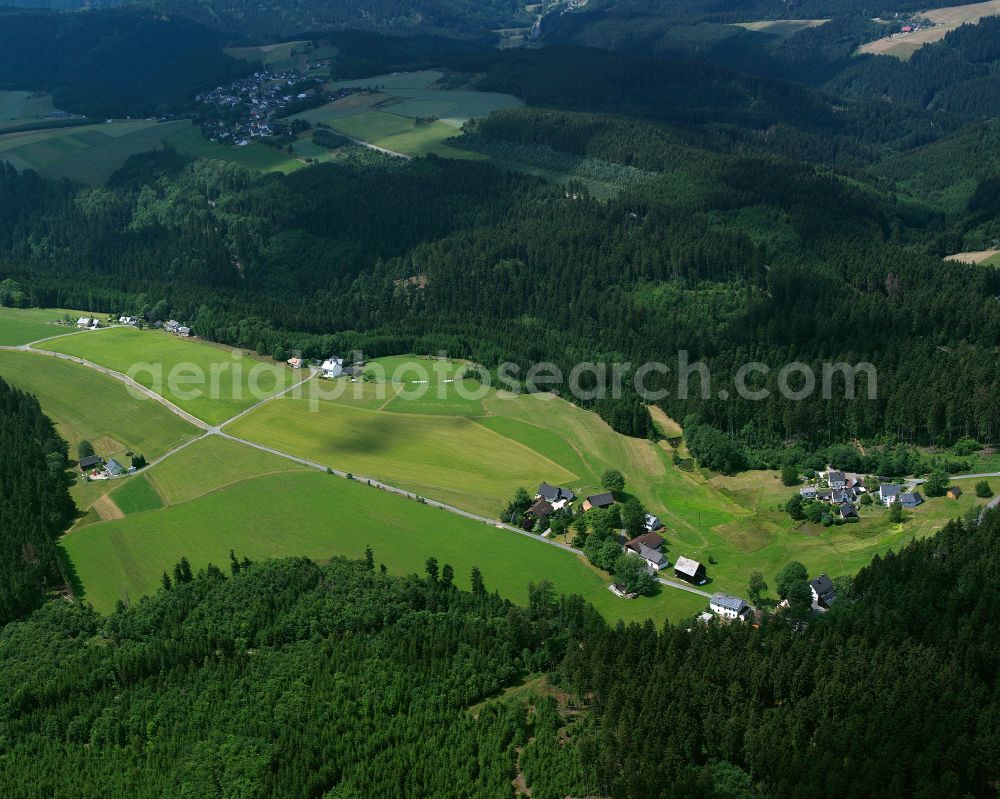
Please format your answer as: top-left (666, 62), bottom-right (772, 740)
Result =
top-left (77, 440), bottom-right (94, 460)
top-left (748, 571), bottom-right (768, 605)
top-left (424, 557), bottom-right (439, 583)
top-left (601, 469), bottom-right (626, 496)
top-left (470, 567), bottom-right (486, 596)
top-left (131, 454), bottom-right (146, 469)
top-left (775, 561), bottom-right (808, 600)
top-left (859, 492), bottom-right (873, 506)
top-left (780, 465), bottom-right (800, 486)
top-left (786, 494), bottom-right (805, 520)
top-left (889, 502), bottom-right (904, 523)
top-left (976, 480), bottom-right (993, 498)
top-left (924, 470), bottom-right (950, 497)
top-left (621, 498), bottom-right (645, 536)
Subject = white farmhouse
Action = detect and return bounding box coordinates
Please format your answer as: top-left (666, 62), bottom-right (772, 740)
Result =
top-left (710, 593), bottom-right (751, 621)
top-left (321, 356), bottom-right (344, 378)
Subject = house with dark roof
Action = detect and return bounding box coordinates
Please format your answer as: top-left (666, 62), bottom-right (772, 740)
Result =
top-left (809, 573), bottom-right (837, 609)
top-left (674, 556), bottom-right (706, 584)
top-left (633, 544), bottom-right (668, 571)
top-left (526, 498), bottom-right (553, 520)
top-left (838, 503), bottom-right (858, 520)
top-left (78, 455), bottom-right (103, 472)
top-left (710, 593), bottom-right (751, 621)
top-left (582, 492), bottom-right (614, 511)
top-left (827, 470), bottom-right (847, 489)
top-left (105, 459), bottom-right (125, 477)
top-left (879, 483), bottom-right (901, 505)
top-left (831, 488), bottom-right (857, 504)
top-left (537, 483), bottom-right (575, 507)
top-left (900, 491), bottom-right (923, 508)
top-left (625, 531), bottom-right (665, 554)
top-left (164, 320), bottom-right (180, 333)
top-left (947, 486), bottom-right (963, 500)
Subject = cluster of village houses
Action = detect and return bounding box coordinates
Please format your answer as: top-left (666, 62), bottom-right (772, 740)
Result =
top-left (526, 482), bottom-right (820, 620)
top-left (799, 469), bottom-right (927, 520)
top-left (196, 66), bottom-right (355, 146)
top-left (528, 481), bottom-right (840, 621)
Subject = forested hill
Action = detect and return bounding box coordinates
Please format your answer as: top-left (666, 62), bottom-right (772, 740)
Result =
top-left (0, 377), bottom-right (74, 625)
top-left (0, 9), bottom-right (250, 117)
top-left (126, 0), bottom-right (525, 40)
top-left (1, 510), bottom-right (998, 796)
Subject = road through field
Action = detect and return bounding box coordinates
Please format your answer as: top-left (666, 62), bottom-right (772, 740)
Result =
top-left (12, 324), bottom-right (711, 602)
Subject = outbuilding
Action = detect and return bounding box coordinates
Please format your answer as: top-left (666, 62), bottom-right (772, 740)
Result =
top-left (674, 556), bottom-right (706, 584)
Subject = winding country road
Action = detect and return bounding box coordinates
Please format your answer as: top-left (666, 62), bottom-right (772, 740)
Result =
top-left (7, 324), bottom-right (712, 601)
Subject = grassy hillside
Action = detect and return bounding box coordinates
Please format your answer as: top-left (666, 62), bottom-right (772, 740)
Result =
top-left (0, 350), bottom-right (197, 462)
top-left (43, 327), bottom-right (298, 425)
top-left (0, 306), bottom-right (86, 346)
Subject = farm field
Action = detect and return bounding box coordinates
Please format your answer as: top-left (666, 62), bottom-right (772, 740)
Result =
top-left (857, 0), bottom-right (1000, 58)
top-left (295, 71), bottom-right (521, 158)
top-left (43, 327), bottom-right (299, 426)
top-left (61, 469), bottom-right (708, 622)
top-left (946, 248), bottom-right (1000, 266)
top-left (0, 119), bottom-right (190, 185)
top-left (109, 474), bottom-right (164, 515)
top-left (146, 435), bottom-right (309, 506)
top-left (225, 394), bottom-right (577, 518)
top-left (734, 18), bottom-right (829, 35)
top-left (0, 350), bottom-right (197, 463)
top-left (0, 306), bottom-right (89, 346)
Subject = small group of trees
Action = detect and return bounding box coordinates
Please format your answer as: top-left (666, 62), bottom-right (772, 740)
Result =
top-left (786, 494), bottom-right (859, 526)
top-left (424, 556), bottom-right (487, 596)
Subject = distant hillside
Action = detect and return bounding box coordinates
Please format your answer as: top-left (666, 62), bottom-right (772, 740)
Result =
top-left (0, 9), bottom-right (250, 117)
top-left (124, 0), bottom-right (529, 40)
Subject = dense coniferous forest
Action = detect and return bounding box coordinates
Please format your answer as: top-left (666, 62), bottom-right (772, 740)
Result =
top-left (0, 511), bottom-right (998, 797)
top-left (3, 79), bottom-right (1000, 453)
top-left (0, 9), bottom-right (252, 117)
top-left (0, 377), bottom-right (73, 625)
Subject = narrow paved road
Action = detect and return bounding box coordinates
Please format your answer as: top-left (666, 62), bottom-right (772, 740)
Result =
top-left (5, 325), bottom-right (712, 602)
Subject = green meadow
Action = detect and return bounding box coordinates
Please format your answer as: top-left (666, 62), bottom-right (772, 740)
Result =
top-left (0, 350), bottom-right (197, 462)
top-left (109, 474), bottom-right (165, 514)
top-left (147, 435), bottom-right (309, 506)
top-left (375, 122), bottom-right (484, 159)
top-left (225, 394), bottom-right (576, 518)
top-left (61, 469), bottom-right (707, 622)
top-left (295, 71), bottom-right (520, 158)
top-left (0, 306), bottom-right (87, 346)
top-left (43, 327), bottom-right (298, 425)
